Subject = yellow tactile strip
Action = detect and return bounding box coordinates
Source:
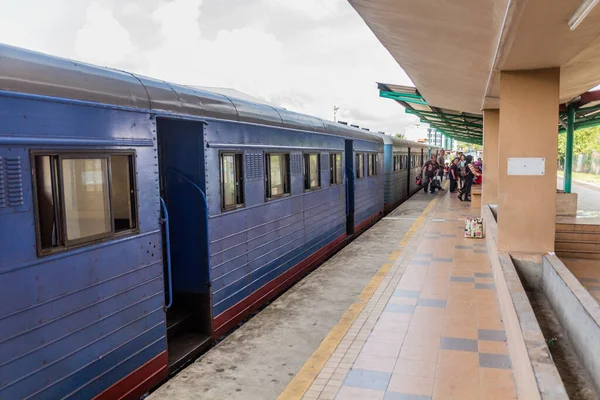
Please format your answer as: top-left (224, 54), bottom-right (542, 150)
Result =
top-left (278, 193), bottom-right (442, 400)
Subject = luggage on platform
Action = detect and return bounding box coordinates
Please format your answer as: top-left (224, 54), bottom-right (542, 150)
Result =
top-left (464, 217), bottom-right (483, 238)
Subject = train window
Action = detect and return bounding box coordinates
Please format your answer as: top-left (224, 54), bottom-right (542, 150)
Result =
top-left (356, 153), bottom-right (364, 179)
top-left (304, 153), bottom-right (321, 190)
top-left (221, 153), bottom-right (244, 210)
top-left (367, 153), bottom-right (378, 176)
top-left (62, 158), bottom-right (111, 241)
top-left (265, 153), bottom-right (290, 199)
top-left (111, 155), bottom-right (137, 232)
top-left (33, 152), bottom-right (137, 255)
top-left (393, 154), bottom-right (399, 172)
top-left (330, 153), bottom-right (342, 185)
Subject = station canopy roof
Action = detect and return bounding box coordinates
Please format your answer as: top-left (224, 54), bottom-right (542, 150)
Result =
top-left (379, 82), bottom-right (600, 145)
top-left (349, 0), bottom-right (600, 113)
top-left (378, 82), bottom-right (483, 145)
top-left (350, 0), bottom-right (600, 143)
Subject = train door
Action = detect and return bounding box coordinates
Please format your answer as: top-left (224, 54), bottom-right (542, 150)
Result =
top-left (406, 147), bottom-right (411, 197)
top-left (344, 140), bottom-right (355, 234)
top-left (157, 118), bottom-right (213, 374)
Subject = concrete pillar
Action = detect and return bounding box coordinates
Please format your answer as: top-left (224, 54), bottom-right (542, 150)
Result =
top-left (482, 109), bottom-right (499, 205)
top-left (497, 68), bottom-right (559, 253)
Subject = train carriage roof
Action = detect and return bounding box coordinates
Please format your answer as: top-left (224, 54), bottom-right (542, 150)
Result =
top-left (0, 44), bottom-right (420, 147)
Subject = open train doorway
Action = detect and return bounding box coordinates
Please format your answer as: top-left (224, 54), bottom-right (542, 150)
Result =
top-left (157, 118), bottom-right (213, 374)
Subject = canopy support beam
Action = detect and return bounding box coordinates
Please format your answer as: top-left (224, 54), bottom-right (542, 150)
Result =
top-left (564, 103), bottom-right (575, 193)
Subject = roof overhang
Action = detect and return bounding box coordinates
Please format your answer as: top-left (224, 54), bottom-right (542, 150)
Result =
top-left (349, 0), bottom-right (600, 113)
top-left (379, 82), bottom-right (600, 143)
top-left (378, 83), bottom-right (483, 145)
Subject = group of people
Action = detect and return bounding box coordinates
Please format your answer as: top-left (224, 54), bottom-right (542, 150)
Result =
top-left (420, 150), bottom-right (482, 202)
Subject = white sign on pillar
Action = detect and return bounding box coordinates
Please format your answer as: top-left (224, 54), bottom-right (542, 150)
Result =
top-left (507, 157), bottom-right (545, 176)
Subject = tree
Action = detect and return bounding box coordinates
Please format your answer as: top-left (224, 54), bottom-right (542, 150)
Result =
top-left (395, 133), bottom-right (406, 139)
top-left (558, 125), bottom-right (600, 170)
top-left (456, 142), bottom-right (482, 152)
top-left (558, 125), bottom-right (600, 160)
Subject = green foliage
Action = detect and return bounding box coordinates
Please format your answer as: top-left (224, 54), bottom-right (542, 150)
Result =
top-left (558, 125), bottom-right (600, 161)
top-left (395, 133), bottom-right (406, 139)
top-left (456, 142), bottom-right (482, 152)
top-left (574, 126), bottom-right (600, 153)
top-left (558, 134), bottom-right (566, 159)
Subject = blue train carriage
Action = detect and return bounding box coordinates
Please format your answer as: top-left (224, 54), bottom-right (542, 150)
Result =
top-left (325, 123), bottom-right (384, 236)
top-left (0, 44), bottom-right (387, 399)
top-left (0, 46), bottom-right (166, 399)
top-left (156, 98), bottom-right (384, 367)
top-left (379, 135), bottom-right (429, 212)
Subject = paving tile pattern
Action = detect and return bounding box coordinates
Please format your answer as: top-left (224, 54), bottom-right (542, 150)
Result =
top-left (300, 190), bottom-right (518, 400)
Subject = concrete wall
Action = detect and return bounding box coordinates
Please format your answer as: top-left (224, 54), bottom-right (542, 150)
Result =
top-left (483, 206), bottom-right (568, 400)
top-left (497, 68), bottom-right (559, 253)
top-left (542, 254), bottom-right (600, 393)
top-left (482, 109), bottom-right (499, 205)
top-left (555, 192), bottom-right (578, 216)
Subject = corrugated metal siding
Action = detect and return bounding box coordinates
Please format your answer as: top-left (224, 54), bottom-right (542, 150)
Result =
top-left (383, 143), bottom-right (414, 208)
top-left (354, 176), bottom-right (383, 225)
top-left (410, 166), bottom-right (422, 193)
top-left (383, 145), bottom-right (393, 205)
top-left (0, 94), bottom-right (165, 399)
top-left (209, 189), bottom-right (345, 315)
top-left (386, 172), bottom-right (409, 206)
top-left (354, 154), bottom-right (384, 226)
top-left (205, 122), bottom-right (347, 317)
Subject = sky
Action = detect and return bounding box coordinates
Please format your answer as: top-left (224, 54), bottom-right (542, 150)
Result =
top-left (0, 0), bottom-right (421, 135)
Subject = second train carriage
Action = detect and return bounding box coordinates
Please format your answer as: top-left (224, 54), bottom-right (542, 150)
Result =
top-left (0, 43), bottom-right (439, 399)
top-left (380, 135), bottom-right (430, 212)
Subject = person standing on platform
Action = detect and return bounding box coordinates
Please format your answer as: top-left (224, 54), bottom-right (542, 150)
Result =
top-left (421, 154), bottom-right (438, 194)
top-left (436, 150), bottom-right (446, 190)
top-left (459, 155), bottom-right (481, 202)
top-left (458, 154), bottom-right (467, 195)
top-left (449, 157), bottom-right (460, 193)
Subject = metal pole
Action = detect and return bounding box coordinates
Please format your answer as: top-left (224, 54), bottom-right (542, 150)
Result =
top-left (564, 104), bottom-right (575, 193)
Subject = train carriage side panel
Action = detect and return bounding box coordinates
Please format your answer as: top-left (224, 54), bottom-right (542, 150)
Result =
top-left (381, 136), bottom-right (411, 212)
top-left (0, 93), bottom-right (166, 399)
top-left (383, 141), bottom-right (393, 209)
top-left (353, 139), bottom-right (384, 233)
top-left (203, 120), bottom-right (347, 336)
top-left (410, 147), bottom-right (425, 194)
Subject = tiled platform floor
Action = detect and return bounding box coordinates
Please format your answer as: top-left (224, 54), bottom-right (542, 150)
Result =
top-left (561, 257), bottom-right (600, 304)
top-left (301, 190), bottom-right (518, 400)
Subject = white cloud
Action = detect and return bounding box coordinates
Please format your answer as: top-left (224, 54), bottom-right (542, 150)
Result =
top-left (74, 1), bottom-right (138, 65)
top-left (0, 0), bottom-right (417, 134)
top-left (151, 0), bottom-right (202, 42)
top-left (265, 0), bottom-right (340, 20)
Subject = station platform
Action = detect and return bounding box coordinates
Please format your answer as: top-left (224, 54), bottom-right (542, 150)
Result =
top-left (149, 187), bottom-right (553, 400)
top-left (282, 189), bottom-right (517, 400)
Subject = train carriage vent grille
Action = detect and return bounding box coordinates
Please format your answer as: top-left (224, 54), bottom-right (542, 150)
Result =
top-left (291, 153), bottom-right (303, 176)
top-left (245, 152), bottom-right (263, 181)
top-left (0, 156), bottom-right (5, 208)
top-left (6, 157), bottom-right (24, 207)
